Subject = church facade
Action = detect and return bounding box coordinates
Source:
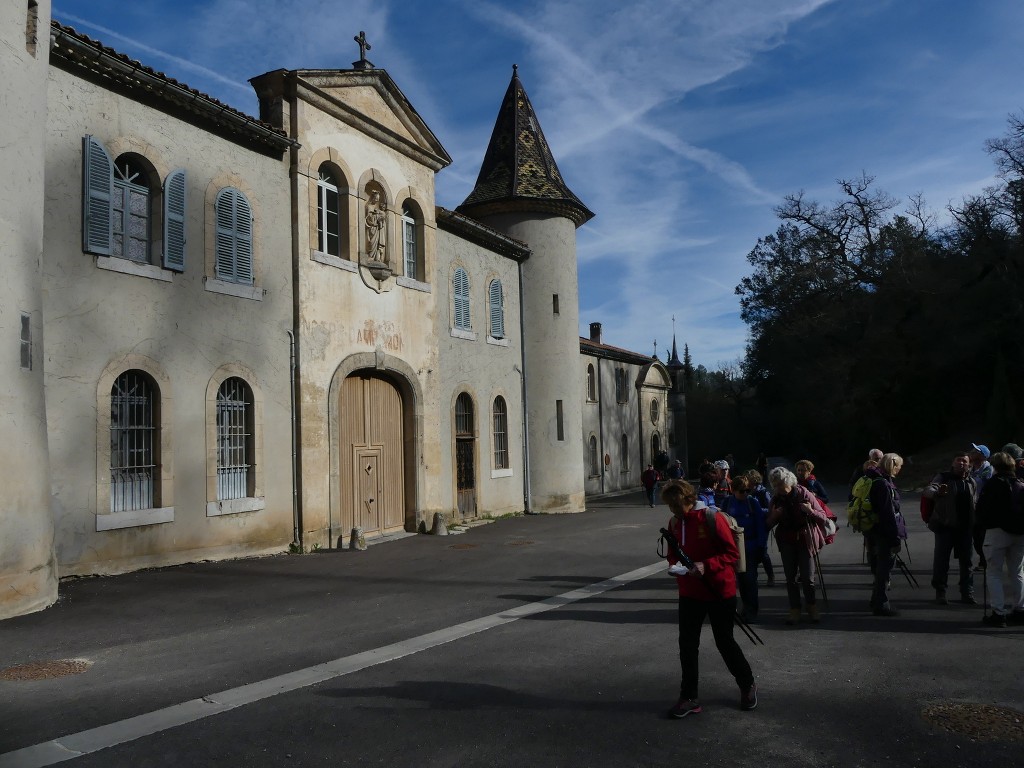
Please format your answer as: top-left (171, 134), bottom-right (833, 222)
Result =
top-left (0, 2), bottom-right (680, 619)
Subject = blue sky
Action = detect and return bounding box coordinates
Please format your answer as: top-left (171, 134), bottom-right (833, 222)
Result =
top-left (53, 0), bottom-right (1024, 368)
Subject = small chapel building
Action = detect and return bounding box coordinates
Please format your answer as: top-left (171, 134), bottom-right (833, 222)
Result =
top-left (0, 2), bottom-right (682, 619)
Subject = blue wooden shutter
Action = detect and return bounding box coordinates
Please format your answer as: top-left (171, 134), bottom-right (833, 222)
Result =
top-left (234, 192), bottom-right (253, 284)
top-left (162, 169), bottom-right (186, 271)
top-left (488, 279), bottom-right (504, 338)
top-left (82, 135), bottom-right (113, 255)
top-left (454, 268), bottom-right (470, 329)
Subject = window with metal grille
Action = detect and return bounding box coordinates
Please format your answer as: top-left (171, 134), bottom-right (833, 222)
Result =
top-left (620, 434), bottom-right (629, 472)
top-left (586, 364), bottom-right (596, 401)
top-left (215, 187), bottom-right (254, 284)
top-left (216, 377), bottom-right (253, 501)
top-left (488, 280), bottom-right (504, 339)
top-left (453, 268), bottom-right (470, 329)
top-left (317, 166), bottom-right (341, 257)
top-left (113, 157), bottom-right (151, 263)
top-left (456, 392), bottom-right (474, 437)
top-left (110, 370), bottom-right (157, 512)
top-left (589, 436), bottom-right (599, 476)
top-left (20, 313), bottom-right (31, 371)
top-left (492, 396), bottom-right (509, 469)
top-left (402, 202), bottom-right (418, 279)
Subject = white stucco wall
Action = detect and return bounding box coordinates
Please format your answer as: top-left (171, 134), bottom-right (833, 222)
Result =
top-left (435, 227), bottom-right (525, 519)
top-left (0, 0), bottom-right (59, 618)
top-left (42, 65), bottom-right (295, 576)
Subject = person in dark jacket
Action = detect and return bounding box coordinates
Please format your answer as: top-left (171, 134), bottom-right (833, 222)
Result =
top-left (976, 452), bottom-right (1024, 627)
top-left (723, 475), bottom-right (767, 621)
top-left (746, 470), bottom-right (776, 587)
top-left (795, 459), bottom-right (829, 504)
top-left (641, 464), bottom-right (660, 507)
top-left (922, 453), bottom-right (977, 605)
top-left (866, 453), bottom-right (907, 616)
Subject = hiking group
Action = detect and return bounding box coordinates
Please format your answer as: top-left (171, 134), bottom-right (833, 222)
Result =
top-left (656, 443), bottom-right (1024, 719)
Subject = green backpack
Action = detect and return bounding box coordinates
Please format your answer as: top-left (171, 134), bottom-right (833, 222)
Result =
top-left (847, 475), bottom-right (878, 533)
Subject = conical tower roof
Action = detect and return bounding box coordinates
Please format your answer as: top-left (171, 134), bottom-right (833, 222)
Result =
top-left (457, 66), bottom-right (594, 228)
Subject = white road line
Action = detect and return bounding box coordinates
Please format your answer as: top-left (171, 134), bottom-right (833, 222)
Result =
top-left (0, 561), bottom-right (666, 768)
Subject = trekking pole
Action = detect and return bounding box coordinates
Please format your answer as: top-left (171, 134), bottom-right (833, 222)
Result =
top-left (659, 530), bottom-right (765, 646)
top-left (894, 554), bottom-right (919, 588)
top-left (903, 539), bottom-right (913, 565)
top-left (806, 522), bottom-right (829, 609)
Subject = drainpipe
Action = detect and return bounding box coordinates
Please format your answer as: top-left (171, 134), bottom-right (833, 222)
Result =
top-left (287, 330), bottom-right (300, 548)
top-left (517, 260), bottom-right (533, 514)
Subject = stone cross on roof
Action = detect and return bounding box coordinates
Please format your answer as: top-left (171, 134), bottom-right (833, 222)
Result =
top-left (353, 31), bottom-right (374, 70)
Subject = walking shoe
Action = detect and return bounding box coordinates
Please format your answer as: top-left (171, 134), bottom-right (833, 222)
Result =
top-left (982, 612), bottom-right (1008, 628)
top-left (872, 605), bottom-right (900, 617)
top-left (807, 604), bottom-right (821, 623)
top-left (960, 593), bottom-right (978, 606)
top-left (668, 698), bottom-right (703, 718)
top-left (785, 608), bottom-right (801, 625)
top-left (935, 589), bottom-right (948, 605)
top-left (740, 683), bottom-right (758, 711)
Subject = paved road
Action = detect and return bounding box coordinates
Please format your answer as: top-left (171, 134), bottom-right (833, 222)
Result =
top-left (1, 491), bottom-right (1021, 767)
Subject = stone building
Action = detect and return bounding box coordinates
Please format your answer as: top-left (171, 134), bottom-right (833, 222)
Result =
top-left (0, 3), bottom-right (681, 619)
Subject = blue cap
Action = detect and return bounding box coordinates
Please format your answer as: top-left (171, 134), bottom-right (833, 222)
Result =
top-left (971, 443), bottom-right (991, 458)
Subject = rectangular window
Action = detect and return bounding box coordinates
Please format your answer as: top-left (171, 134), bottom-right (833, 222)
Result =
top-left (404, 219), bottom-right (417, 279)
top-left (552, 294), bottom-right (559, 315)
top-left (20, 313), bottom-right (31, 371)
top-left (556, 400), bottom-right (564, 441)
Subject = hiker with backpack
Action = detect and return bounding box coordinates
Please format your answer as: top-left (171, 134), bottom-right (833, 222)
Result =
top-left (865, 453), bottom-right (908, 617)
top-left (766, 467), bottom-right (830, 625)
top-left (921, 453), bottom-right (977, 605)
top-left (723, 475), bottom-right (768, 622)
top-left (746, 469), bottom-right (777, 587)
top-left (975, 451), bottom-right (1024, 627)
top-left (660, 480), bottom-right (758, 717)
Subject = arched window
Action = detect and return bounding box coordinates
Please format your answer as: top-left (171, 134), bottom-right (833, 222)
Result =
top-left (215, 187), bottom-right (253, 284)
top-left (651, 432), bottom-right (661, 460)
top-left (620, 433), bottom-right (629, 472)
top-left (492, 396), bottom-right (509, 470)
top-left (402, 202), bottom-right (419, 280)
top-left (216, 377), bottom-right (254, 501)
top-left (488, 280), bottom-right (505, 339)
top-left (317, 165), bottom-right (341, 257)
top-left (589, 435), bottom-right (600, 477)
top-left (453, 267), bottom-right (471, 330)
top-left (586, 364), bottom-right (596, 401)
top-left (112, 155), bottom-right (152, 263)
top-left (110, 370), bottom-right (159, 512)
top-left (456, 392), bottom-right (474, 437)
top-left (615, 368), bottom-right (628, 403)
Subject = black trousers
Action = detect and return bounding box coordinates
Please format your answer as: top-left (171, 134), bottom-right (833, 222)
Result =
top-left (678, 596), bottom-right (754, 699)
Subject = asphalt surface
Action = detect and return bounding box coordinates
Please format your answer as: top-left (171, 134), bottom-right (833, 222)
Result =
top-left (1, 489), bottom-right (1022, 767)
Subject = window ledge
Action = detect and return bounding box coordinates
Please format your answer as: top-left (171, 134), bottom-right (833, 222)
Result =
top-left (205, 278), bottom-right (263, 301)
top-left (96, 256), bottom-right (173, 283)
top-left (311, 250), bottom-right (357, 272)
top-left (207, 497), bottom-right (265, 517)
top-left (97, 507), bottom-right (175, 531)
top-left (486, 336), bottom-right (510, 347)
top-left (490, 468), bottom-right (513, 479)
top-left (450, 327), bottom-right (477, 341)
top-left (396, 275), bottom-right (431, 293)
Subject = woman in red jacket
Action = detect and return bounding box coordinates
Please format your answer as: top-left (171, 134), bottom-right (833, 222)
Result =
top-left (661, 480), bottom-right (757, 718)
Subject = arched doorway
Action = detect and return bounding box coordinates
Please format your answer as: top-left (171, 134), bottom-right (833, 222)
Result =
top-left (339, 372), bottom-right (405, 535)
top-left (455, 392), bottom-right (476, 518)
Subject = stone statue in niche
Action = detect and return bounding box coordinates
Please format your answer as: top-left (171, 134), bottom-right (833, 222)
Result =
top-left (364, 188), bottom-right (388, 265)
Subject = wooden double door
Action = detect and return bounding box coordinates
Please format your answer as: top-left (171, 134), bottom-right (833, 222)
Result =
top-left (340, 373), bottom-right (405, 535)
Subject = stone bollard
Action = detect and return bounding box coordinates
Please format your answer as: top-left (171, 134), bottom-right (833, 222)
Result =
top-left (349, 526), bottom-right (367, 551)
top-left (430, 512), bottom-right (448, 536)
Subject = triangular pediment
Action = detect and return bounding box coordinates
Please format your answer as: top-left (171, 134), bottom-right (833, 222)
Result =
top-left (290, 69), bottom-right (452, 171)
